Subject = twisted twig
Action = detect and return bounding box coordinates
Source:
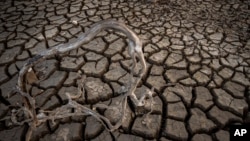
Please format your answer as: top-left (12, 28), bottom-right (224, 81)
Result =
top-left (12, 19), bottom-right (151, 141)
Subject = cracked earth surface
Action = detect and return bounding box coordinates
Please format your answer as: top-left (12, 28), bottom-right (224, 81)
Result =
top-left (0, 0), bottom-right (250, 141)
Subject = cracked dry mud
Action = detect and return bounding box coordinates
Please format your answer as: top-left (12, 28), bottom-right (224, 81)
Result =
top-left (0, 0), bottom-right (250, 141)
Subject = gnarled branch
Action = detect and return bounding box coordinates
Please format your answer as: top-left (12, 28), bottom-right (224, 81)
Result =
top-left (11, 19), bottom-right (152, 141)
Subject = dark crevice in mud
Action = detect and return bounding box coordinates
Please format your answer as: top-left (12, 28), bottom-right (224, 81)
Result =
top-left (156, 90), bottom-right (167, 140)
top-left (22, 123), bottom-right (29, 141)
top-left (84, 85), bottom-right (89, 105)
top-left (127, 96), bottom-right (136, 116)
top-left (110, 131), bottom-right (116, 141)
top-left (203, 103), bottom-right (215, 113)
top-left (126, 96), bottom-right (136, 134)
top-left (81, 121), bottom-right (86, 141)
top-left (181, 87), bottom-right (196, 141)
top-left (191, 87), bottom-right (196, 107)
top-left (243, 86), bottom-right (250, 123)
top-left (0, 89), bottom-right (10, 105)
top-left (106, 81), bottom-right (116, 97)
top-left (0, 121), bottom-right (6, 131)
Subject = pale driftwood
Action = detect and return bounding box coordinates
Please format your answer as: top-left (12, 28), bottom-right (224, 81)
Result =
top-left (6, 19), bottom-right (153, 141)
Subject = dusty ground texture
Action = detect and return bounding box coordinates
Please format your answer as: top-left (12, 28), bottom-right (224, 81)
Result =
top-left (0, 0), bottom-right (250, 141)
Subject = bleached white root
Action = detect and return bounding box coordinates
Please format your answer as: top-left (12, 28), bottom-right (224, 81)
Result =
top-left (3, 19), bottom-right (154, 141)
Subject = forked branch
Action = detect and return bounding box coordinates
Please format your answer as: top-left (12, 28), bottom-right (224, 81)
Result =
top-left (5, 19), bottom-right (153, 141)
